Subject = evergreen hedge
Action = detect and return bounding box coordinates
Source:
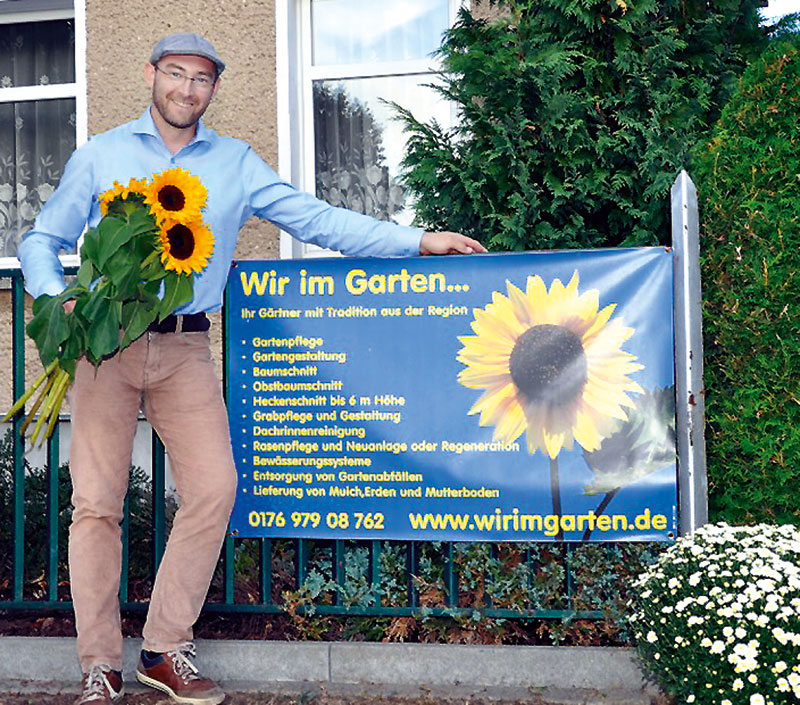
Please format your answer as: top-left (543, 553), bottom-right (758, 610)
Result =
top-left (394, 0), bottom-right (766, 250)
top-left (692, 30), bottom-right (800, 525)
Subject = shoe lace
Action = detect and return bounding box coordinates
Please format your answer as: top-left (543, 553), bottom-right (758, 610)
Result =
top-left (167, 643), bottom-right (201, 683)
top-left (82, 664), bottom-right (115, 701)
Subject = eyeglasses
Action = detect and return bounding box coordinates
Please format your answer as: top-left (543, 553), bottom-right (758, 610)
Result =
top-left (154, 65), bottom-right (216, 91)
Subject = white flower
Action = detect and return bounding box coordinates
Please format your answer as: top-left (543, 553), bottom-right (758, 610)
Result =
top-left (733, 678), bottom-right (744, 691)
top-left (36, 183), bottom-right (55, 202)
top-left (646, 631), bottom-right (658, 643)
top-left (710, 640), bottom-right (725, 654)
top-left (749, 694), bottom-right (764, 705)
top-left (18, 201), bottom-right (35, 221)
top-left (773, 627), bottom-right (789, 645)
top-left (753, 614), bottom-right (769, 627)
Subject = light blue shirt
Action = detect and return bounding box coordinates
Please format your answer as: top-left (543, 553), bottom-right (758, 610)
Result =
top-left (18, 108), bottom-right (423, 313)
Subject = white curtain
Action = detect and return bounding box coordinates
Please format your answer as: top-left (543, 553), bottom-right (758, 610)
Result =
top-left (0, 19), bottom-right (76, 257)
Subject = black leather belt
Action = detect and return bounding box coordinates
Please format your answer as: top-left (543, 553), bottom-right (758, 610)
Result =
top-left (148, 312), bottom-right (210, 334)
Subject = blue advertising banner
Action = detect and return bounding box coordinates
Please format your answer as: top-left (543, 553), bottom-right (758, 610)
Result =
top-left (226, 248), bottom-right (677, 541)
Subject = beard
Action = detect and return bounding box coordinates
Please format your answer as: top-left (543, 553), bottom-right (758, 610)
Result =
top-left (151, 90), bottom-right (209, 129)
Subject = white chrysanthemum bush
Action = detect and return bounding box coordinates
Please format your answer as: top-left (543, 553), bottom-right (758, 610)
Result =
top-left (629, 523), bottom-right (800, 705)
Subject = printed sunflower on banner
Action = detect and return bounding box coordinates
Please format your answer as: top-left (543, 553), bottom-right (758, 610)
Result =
top-left (457, 271), bottom-right (668, 540)
top-left (3, 167), bottom-right (214, 445)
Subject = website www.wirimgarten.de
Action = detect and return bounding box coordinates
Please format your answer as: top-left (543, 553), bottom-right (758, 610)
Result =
top-left (408, 508), bottom-right (669, 537)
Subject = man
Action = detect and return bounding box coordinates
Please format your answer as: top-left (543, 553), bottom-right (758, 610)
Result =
top-left (18, 32), bottom-right (485, 705)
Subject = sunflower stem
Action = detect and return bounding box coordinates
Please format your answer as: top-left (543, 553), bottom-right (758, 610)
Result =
top-left (140, 249), bottom-right (160, 269)
top-left (549, 456), bottom-right (563, 541)
top-left (19, 371), bottom-right (58, 437)
top-left (43, 369), bottom-right (71, 442)
top-left (1, 359), bottom-right (59, 423)
top-left (581, 487), bottom-right (620, 542)
top-left (30, 368), bottom-right (69, 447)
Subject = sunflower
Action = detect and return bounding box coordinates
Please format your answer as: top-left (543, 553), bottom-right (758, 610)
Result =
top-left (457, 271), bottom-right (644, 459)
top-left (144, 167), bottom-right (207, 225)
top-left (157, 218), bottom-right (214, 276)
top-left (98, 177), bottom-right (148, 215)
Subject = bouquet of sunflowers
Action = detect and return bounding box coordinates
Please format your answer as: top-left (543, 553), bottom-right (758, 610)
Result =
top-left (3, 167), bottom-right (214, 445)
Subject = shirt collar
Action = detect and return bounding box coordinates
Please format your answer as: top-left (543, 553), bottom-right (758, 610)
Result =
top-left (133, 107), bottom-right (212, 147)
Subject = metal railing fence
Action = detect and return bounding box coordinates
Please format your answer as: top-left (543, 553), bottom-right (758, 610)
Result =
top-left (0, 265), bottom-right (641, 623)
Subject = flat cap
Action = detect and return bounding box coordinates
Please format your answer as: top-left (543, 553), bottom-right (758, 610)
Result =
top-left (150, 32), bottom-right (225, 75)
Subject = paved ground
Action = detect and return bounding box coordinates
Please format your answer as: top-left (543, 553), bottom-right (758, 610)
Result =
top-left (0, 684), bottom-right (670, 705)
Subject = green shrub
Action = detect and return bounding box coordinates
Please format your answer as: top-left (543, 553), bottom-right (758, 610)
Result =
top-left (394, 0), bottom-right (767, 251)
top-left (692, 31), bottom-right (800, 525)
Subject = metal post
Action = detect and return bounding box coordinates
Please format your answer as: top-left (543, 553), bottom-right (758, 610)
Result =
top-left (12, 274), bottom-right (26, 602)
top-left (671, 170), bottom-right (708, 535)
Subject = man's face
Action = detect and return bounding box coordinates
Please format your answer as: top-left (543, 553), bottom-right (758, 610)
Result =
top-left (145, 54), bottom-right (219, 130)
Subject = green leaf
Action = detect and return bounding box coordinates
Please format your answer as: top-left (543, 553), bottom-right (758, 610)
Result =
top-left (139, 279), bottom-right (163, 307)
top-left (80, 283), bottom-right (111, 322)
top-left (26, 295), bottom-right (69, 367)
top-left (76, 259), bottom-right (97, 290)
top-left (86, 298), bottom-right (121, 364)
top-left (140, 251), bottom-right (167, 282)
top-left (159, 273), bottom-right (194, 321)
top-left (94, 215), bottom-right (136, 271)
top-left (104, 247), bottom-right (142, 299)
top-left (60, 311), bottom-right (89, 366)
top-left (80, 226), bottom-right (101, 264)
top-left (120, 300), bottom-right (158, 349)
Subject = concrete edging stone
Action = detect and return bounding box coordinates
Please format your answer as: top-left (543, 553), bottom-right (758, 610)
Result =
top-left (0, 636), bottom-right (659, 700)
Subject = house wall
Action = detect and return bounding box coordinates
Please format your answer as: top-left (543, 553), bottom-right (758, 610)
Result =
top-left (84, 0), bottom-right (282, 262)
top-left (0, 2), bottom-right (286, 410)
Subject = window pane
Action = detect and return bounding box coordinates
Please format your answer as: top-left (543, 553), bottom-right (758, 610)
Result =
top-left (311, 0), bottom-right (449, 65)
top-left (0, 19), bottom-right (75, 88)
top-left (0, 98), bottom-right (76, 257)
top-left (313, 76), bottom-right (450, 226)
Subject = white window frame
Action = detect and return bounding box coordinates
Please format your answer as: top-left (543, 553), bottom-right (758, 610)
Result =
top-left (276, 0), bottom-right (464, 260)
top-left (0, 0), bottom-right (87, 269)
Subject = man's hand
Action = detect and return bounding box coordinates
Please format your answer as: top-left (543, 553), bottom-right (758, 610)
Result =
top-left (419, 231), bottom-right (487, 256)
top-left (63, 299), bottom-right (76, 314)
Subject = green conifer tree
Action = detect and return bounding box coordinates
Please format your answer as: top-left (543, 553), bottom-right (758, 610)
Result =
top-left (692, 30), bottom-right (800, 525)
top-left (394, 0), bottom-right (766, 250)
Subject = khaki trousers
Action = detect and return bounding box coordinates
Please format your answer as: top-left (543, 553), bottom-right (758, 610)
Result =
top-left (67, 331), bottom-right (237, 672)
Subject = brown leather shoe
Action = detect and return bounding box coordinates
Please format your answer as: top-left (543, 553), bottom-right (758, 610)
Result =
top-left (135, 643), bottom-right (224, 705)
top-left (73, 664), bottom-right (124, 704)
